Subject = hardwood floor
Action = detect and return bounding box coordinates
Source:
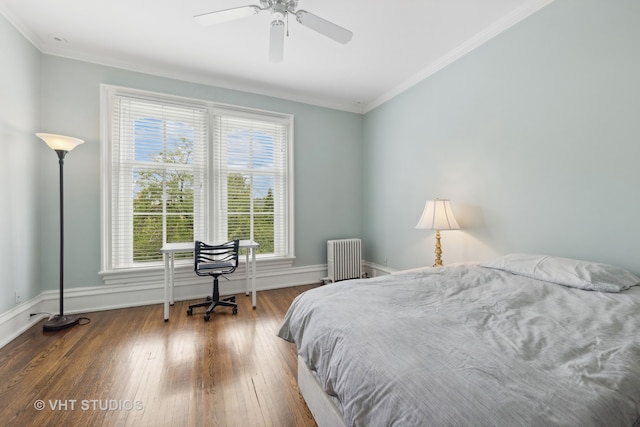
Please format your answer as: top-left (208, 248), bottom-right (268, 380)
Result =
top-left (0, 285), bottom-right (319, 426)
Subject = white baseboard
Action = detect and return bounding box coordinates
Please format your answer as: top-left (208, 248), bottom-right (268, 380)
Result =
top-left (0, 295), bottom-right (47, 349)
top-left (0, 264), bottom-right (326, 350)
top-left (362, 261), bottom-right (396, 277)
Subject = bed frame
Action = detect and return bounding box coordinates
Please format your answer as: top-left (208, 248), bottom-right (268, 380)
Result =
top-left (297, 355), bottom-right (346, 427)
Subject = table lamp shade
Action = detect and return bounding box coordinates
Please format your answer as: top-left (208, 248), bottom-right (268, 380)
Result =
top-left (416, 199), bottom-right (460, 230)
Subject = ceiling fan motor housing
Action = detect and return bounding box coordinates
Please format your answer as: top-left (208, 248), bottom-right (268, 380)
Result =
top-left (261, 0), bottom-right (299, 14)
top-left (271, 2), bottom-right (287, 20)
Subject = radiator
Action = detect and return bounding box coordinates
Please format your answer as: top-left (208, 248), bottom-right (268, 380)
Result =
top-left (327, 239), bottom-right (362, 282)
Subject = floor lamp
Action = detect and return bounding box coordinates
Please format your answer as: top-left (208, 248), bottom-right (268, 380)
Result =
top-left (37, 133), bottom-right (85, 332)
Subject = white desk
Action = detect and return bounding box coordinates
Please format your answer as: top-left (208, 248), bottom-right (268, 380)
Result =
top-left (160, 240), bottom-right (259, 321)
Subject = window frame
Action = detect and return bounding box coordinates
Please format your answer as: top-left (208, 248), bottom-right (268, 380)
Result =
top-left (211, 106), bottom-right (293, 257)
top-left (99, 85), bottom-right (295, 282)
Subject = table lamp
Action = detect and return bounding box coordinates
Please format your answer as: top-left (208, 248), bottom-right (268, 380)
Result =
top-left (416, 199), bottom-right (460, 267)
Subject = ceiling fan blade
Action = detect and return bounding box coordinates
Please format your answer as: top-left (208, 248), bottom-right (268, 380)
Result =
top-left (269, 20), bottom-right (285, 62)
top-left (194, 5), bottom-right (261, 26)
top-left (295, 10), bottom-right (352, 44)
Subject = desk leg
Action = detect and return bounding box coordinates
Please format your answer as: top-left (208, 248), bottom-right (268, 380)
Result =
top-left (163, 253), bottom-right (170, 321)
top-left (169, 253), bottom-right (175, 306)
top-left (245, 250), bottom-right (250, 297)
top-left (251, 248), bottom-right (256, 309)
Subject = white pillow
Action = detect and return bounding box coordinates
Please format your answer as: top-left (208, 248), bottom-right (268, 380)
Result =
top-left (482, 253), bottom-right (640, 293)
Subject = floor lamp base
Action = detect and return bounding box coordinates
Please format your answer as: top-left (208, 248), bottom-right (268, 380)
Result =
top-left (43, 315), bottom-right (80, 332)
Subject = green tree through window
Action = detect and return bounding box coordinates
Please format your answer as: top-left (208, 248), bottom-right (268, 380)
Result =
top-left (131, 140), bottom-right (276, 261)
top-left (132, 137), bottom-right (196, 262)
top-left (227, 173), bottom-right (275, 254)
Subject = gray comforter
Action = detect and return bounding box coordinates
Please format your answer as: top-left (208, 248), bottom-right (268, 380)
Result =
top-left (278, 265), bottom-right (640, 426)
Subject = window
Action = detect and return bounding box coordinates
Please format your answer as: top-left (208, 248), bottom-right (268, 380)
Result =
top-left (101, 86), bottom-right (294, 276)
top-left (212, 108), bottom-right (291, 256)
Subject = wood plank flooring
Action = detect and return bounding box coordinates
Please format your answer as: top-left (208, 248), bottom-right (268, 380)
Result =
top-left (0, 285), bottom-right (319, 426)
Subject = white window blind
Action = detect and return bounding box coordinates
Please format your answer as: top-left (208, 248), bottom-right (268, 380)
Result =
top-left (213, 108), bottom-right (291, 257)
top-left (101, 86), bottom-right (294, 276)
top-left (110, 94), bottom-right (208, 268)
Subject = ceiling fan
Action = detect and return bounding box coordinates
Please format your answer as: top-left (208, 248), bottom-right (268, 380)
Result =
top-left (194, 0), bottom-right (353, 62)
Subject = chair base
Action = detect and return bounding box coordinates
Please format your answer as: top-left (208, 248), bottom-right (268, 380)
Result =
top-left (187, 295), bottom-right (238, 321)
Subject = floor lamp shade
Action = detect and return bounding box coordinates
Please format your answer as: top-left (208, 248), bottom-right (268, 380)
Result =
top-left (36, 133), bottom-right (84, 152)
top-left (37, 133), bottom-right (85, 332)
top-left (416, 199), bottom-right (459, 267)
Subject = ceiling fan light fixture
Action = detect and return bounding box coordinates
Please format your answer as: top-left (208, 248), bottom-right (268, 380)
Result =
top-left (269, 20), bottom-right (285, 62)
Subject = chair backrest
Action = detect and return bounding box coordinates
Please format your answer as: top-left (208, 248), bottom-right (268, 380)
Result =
top-left (194, 240), bottom-right (240, 277)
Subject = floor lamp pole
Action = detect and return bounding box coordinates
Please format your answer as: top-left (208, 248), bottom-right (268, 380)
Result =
top-left (43, 150), bottom-right (80, 331)
top-left (58, 152), bottom-right (67, 317)
top-left (37, 133), bottom-right (84, 332)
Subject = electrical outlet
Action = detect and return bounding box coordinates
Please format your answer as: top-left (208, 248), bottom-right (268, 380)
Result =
top-left (15, 291), bottom-right (22, 304)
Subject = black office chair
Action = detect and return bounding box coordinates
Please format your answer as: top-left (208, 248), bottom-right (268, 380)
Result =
top-left (187, 240), bottom-right (240, 321)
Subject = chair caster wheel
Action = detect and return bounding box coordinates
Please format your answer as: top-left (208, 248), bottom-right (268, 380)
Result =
top-left (206, 296), bottom-right (212, 301)
top-left (232, 307), bottom-right (238, 315)
top-left (204, 314), bottom-right (210, 321)
top-left (187, 308), bottom-right (193, 316)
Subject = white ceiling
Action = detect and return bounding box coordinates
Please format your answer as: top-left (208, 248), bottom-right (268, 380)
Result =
top-left (0, 0), bottom-right (551, 113)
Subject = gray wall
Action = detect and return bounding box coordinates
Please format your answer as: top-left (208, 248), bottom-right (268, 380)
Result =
top-left (363, 0), bottom-right (640, 273)
top-left (0, 14), bottom-right (42, 313)
top-left (39, 56), bottom-right (364, 290)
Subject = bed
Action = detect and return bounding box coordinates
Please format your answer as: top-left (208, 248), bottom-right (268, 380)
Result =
top-left (278, 254), bottom-right (640, 427)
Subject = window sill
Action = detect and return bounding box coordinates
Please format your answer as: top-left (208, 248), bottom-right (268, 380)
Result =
top-left (99, 256), bottom-right (296, 286)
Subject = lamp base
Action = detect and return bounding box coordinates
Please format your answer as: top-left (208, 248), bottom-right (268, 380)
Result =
top-left (433, 229), bottom-right (443, 267)
top-left (43, 315), bottom-right (80, 332)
